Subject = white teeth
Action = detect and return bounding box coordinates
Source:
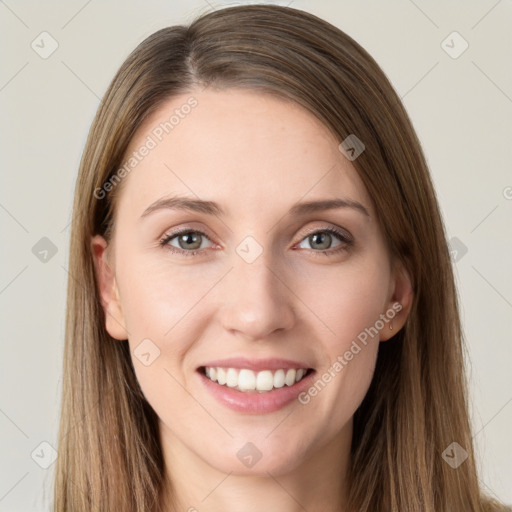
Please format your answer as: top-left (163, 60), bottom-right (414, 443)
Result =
top-left (226, 368), bottom-right (238, 388)
top-left (256, 370), bottom-right (274, 391)
top-left (217, 367), bottom-right (227, 385)
top-left (203, 366), bottom-right (309, 392)
top-left (273, 369), bottom-right (285, 388)
top-left (238, 369), bottom-right (256, 391)
top-left (285, 369), bottom-right (296, 386)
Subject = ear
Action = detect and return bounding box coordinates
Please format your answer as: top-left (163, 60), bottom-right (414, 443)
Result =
top-left (90, 234), bottom-right (129, 340)
top-left (379, 259), bottom-right (414, 342)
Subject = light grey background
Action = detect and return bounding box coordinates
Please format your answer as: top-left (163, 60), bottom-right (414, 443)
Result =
top-left (1, 0), bottom-right (511, 509)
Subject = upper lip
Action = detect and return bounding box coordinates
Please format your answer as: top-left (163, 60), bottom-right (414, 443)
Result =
top-left (198, 357), bottom-right (314, 372)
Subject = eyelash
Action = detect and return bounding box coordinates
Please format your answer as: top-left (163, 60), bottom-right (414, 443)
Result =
top-left (159, 226), bottom-right (353, 258)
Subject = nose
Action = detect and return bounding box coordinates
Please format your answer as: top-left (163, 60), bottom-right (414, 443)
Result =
top-left (218, 254), bottom-right (296, 341)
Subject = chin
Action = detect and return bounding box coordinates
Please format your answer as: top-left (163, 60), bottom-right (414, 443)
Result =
top-left (205, 436), bottom-right (311, 477)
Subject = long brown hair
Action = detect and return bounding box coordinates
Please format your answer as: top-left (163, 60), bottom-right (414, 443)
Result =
top-left (54, 4), bottom-right (509, 511)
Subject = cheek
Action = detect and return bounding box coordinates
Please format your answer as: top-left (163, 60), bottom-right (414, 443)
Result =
top-left (292, 253), bottom-right (388, 424)
top-left (294, 251), bottom-right (390, 351)
top-left (115, 252), bottom-right (225, 406)
top-left (304, 342), bottom-right (378, 451)
top-left (116, 250), bottom-right (218, 343)
top-left (115, 253), bottom-right (210, 425)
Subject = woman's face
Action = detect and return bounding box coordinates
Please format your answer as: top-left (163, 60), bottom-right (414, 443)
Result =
top-left (92, 89), bottom-right (412, 478)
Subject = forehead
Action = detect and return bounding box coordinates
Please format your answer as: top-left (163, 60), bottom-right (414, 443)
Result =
top-left (116, 88), bottom-right (374, 221)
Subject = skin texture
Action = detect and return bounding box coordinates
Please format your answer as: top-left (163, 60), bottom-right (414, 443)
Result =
top-left (91, 89), bottom-right (413, 512)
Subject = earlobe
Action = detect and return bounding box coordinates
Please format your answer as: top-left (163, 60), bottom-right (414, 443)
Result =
top-left (90, 234), bottom-right (129, 340)
top-left (380, 261), bottom-right (414, 342)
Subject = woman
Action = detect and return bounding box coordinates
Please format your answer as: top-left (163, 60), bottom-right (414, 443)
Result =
top-left (53, 4), bottom-right (510, 511)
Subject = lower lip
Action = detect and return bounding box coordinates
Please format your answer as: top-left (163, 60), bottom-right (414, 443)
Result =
top-left (197, 368), bottom-right (316, 414)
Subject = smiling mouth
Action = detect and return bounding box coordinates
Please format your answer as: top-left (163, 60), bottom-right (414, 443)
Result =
top-left (199, 366), bottom-right (315, 393)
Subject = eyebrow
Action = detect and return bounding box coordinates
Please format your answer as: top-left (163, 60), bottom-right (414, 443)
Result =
top-left (140, 195), bottom-right (370, 219)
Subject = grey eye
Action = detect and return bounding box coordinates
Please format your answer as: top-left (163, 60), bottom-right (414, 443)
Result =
top-left (166, 231), bottom-right (212, 251)
top-left (298, 231), bottom-right (343, 251)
